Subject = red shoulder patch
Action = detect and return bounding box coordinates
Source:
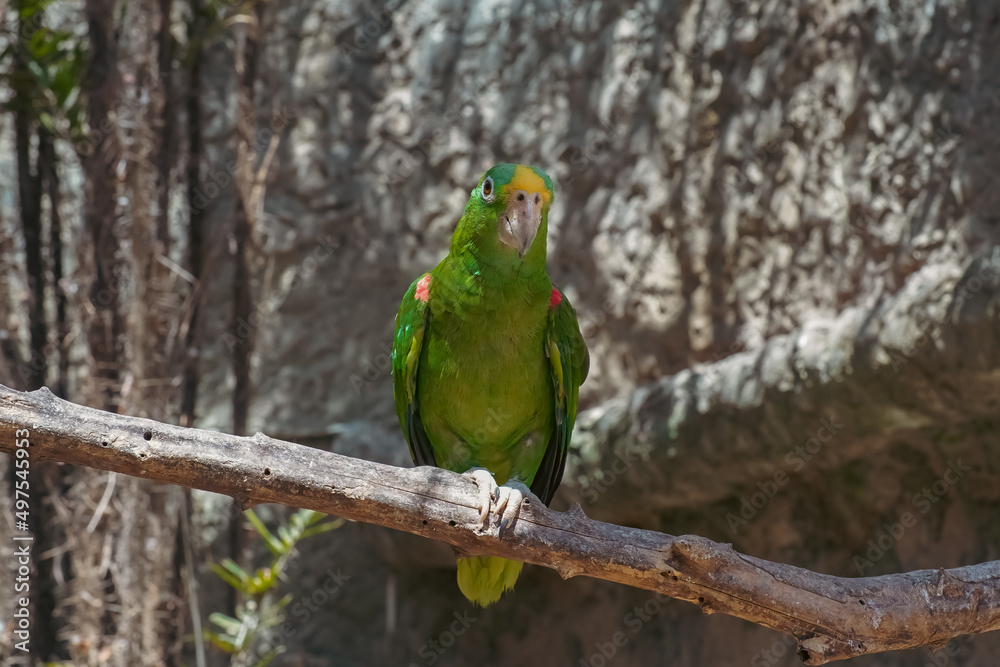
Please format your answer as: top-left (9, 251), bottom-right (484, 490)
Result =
top-left (415, 274), bottom-right (431, 302)
top-left (550, 287), bottom-right (562, 309)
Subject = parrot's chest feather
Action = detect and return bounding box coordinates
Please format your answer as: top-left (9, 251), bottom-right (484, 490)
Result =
top-left (418, 287), bottom-right (554, 480)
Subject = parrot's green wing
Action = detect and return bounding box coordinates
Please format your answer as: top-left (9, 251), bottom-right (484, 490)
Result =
top-left (532, 288), bottom-right (590, 505)
top-left (391, 274), bottom-right (437, 467)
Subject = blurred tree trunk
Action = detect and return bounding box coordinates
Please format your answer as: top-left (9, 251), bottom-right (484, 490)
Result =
top-left (71, 2), bottom-right (185, 666)
top-left (230, 2), bottom-right (261, 439)
top-left (121, 0), bottom-right (179, 421)
top-left (12, 6), bottom-right (64, 660)
top-left (0, 181), bottom-right (21, 379)
top-left (176, 11), bottom-right (209, 659)
top-left (13, 4), bottom-right (46, 392)
top-left (76, 0), bottom-right (127, 660)
top-left (226, 0), bottom-right (265, 625)
top-left (39, 130), bottom-right (69, 399)
top-left (155, 0), bottom-right (175, 253)
top-left (32, 127), bottom-right (69, 664)
top-left (13, 124), bottom-right (45, 388)
top-left (112, 0), bottom-right (186, 663)
top-left (180, 0), bottom-right (205, 429)
top-left (82, 0), bottom-right (124, 413)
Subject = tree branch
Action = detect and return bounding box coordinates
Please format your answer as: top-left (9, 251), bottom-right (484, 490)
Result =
top-left (1, 384), bottom-right (997, 664)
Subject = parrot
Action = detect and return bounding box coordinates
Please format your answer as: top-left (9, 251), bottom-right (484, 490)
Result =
top-left (391, 162), bottom-right (589, 607)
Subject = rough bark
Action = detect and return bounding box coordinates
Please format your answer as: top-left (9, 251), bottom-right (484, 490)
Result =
top-left (12, 3), bottom-right (46, 392)
top-left (0, 383), bottom-right (997, 665)
top-left (230, 2), bottom-right (263, 439)
top-left (121, 0), bottom-right (170, 419)
top-left (82, 0), bottom-right (124, 412)
top-left (39, 130), bottom-right (68, 400)
top-left (14, 121), bottom-right (45, 391)
top-left (75, 5), bottom-right (183, 667)
top-left (154, 0), bottom-right (175, 253)
top-left (12, 8), bottom-right (61, 659)
top-left (227, 3), bottom-right (266, 620)
top-left (0, 183), bottom-right (21, 382)
top-left (117, 4), bottom-right (185, 666)
top-left (179, 0), bottom-right (206, 429)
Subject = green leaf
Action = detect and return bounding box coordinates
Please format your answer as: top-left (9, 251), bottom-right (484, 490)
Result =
top-left (26, 59), bottom-right (50, 88)
top-left (38, 112), bottom-right (56, 132)
top-left (50, 58), bottom-right (80, 106)
top-left (202, 507), bottom-right (343, 664)
top-left (245, 509), bottom-right (284, 555)
top-left (203, 628), bottom-right (237, 654)
top-left (245, 567), bottom-right (277, 595)
top-left (210, 561), bottom-right (248, 592)
top-left (223, 557), bottom-right (251, 579)
top-left (19, 0), bottom-right (57, 20)
top-left (300, 517), bottom-right (344, 539)
top-left (207, 611), bottom-right (243, 635)
top-left (27, 27), bottom-right (61, 60)
top-left (304, 510), bottom-right (330, 526)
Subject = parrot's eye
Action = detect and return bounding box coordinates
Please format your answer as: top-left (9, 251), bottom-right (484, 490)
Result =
top-left (481, 176), bottom-right (495, 202)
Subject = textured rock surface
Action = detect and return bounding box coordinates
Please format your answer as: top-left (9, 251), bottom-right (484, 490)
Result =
top-left (191, 0), bottom-right (993, 429)
top-left (122, 0), bottom-right (1000, 664)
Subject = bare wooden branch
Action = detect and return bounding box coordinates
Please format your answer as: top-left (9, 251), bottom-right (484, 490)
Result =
top-left (1, 383), bottom-right (997, 664)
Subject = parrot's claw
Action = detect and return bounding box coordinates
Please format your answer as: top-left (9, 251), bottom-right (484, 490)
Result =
top-left (494, 482), bottom-right (531, 539)
top-left (468, 468), bottom-right (497, 525)
top-left (466, 468), bottom-right (531, 538)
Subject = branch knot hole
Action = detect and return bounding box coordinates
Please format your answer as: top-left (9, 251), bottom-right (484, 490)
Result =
top-left (143, 429), bottom-right (152, 441)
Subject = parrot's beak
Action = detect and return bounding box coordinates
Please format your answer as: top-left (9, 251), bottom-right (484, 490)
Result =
top-left (498, 189), bottom-right (543, 259)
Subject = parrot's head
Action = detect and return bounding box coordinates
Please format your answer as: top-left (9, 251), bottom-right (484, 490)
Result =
top-left (453, 163), bottom-right (555, 267)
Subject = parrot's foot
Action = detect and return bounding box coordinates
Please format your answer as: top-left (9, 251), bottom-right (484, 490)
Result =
top-left (466, 468), bottom-right (532, 539)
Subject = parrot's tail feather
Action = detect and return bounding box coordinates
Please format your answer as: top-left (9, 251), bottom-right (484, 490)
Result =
top-left (456, 556), bottom-right (523, 607)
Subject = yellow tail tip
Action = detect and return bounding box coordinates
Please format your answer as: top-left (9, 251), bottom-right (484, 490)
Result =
top-left (456, 556), bottom-right (524, 607)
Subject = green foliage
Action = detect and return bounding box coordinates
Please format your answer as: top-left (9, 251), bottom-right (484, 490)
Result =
top-left (0, 0), bottom-right (88, 137)
top-left (204, 508), bottom-right (343, 667)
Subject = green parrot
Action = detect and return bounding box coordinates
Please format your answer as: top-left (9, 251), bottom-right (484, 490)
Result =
top-left (391, 163), bottom-right (589, 606)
